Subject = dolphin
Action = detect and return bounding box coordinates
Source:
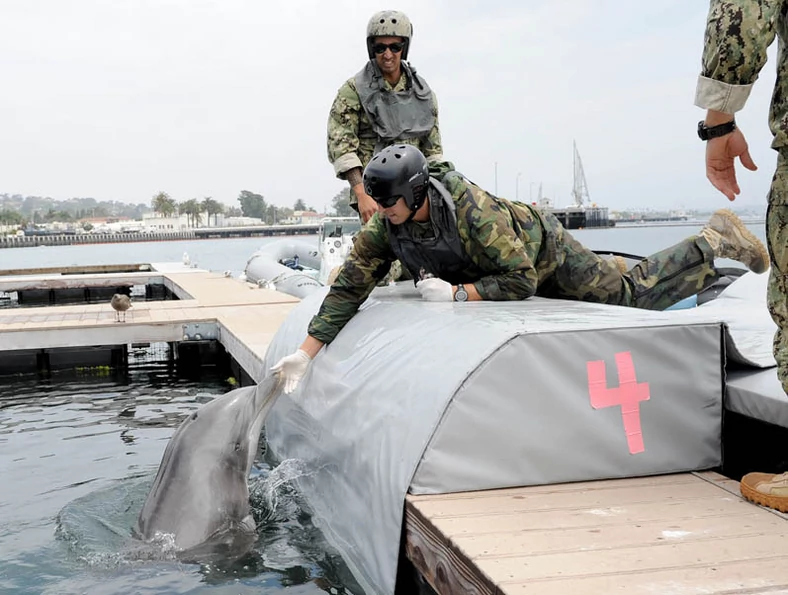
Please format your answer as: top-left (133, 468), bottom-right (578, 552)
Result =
top-left (133, 372), bottom-right (284, 560)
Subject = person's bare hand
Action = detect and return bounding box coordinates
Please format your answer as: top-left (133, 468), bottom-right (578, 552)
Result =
top-left (356, 190), bottom-right (379, 223)
top-left (706, 128), bottom-right (758, 201)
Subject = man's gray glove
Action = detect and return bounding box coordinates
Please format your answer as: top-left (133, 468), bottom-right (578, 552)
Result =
top-left (270, 349), bottom-right (312, 394)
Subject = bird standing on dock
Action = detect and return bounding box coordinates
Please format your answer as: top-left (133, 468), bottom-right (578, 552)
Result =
top-left (111, 293), bottom-right (132, 322)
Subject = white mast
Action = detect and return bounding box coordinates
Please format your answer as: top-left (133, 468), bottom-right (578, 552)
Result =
top-left (571, 140), bottom-right (591, 208)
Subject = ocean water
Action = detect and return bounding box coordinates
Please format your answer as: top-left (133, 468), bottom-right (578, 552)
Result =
top-left (0, 353), bottom-right (363, 595)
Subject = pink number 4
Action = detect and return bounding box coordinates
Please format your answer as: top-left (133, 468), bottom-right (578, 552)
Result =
top-left (587, 351), bottom-right (650, 455)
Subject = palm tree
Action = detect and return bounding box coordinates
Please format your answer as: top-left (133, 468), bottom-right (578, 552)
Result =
top-left (201, 197), bottom-right (224, 227)
top-left (151, 191), bottom-right (177, 218)
top-left (178, 199), bottom-right (201, 227)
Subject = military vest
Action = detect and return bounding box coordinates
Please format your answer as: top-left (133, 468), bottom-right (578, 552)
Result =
top-left (385, 176), bottom-right (475, 285)
top-left (354, 60), bottom-right (435, 153)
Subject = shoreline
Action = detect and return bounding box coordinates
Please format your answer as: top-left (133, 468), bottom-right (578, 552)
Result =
top-left (0, 225), bottom-right (319, 249)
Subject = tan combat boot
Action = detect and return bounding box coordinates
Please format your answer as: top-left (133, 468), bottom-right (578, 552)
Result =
top-left (700, 209), bottom-right (769, 274)
top-left (612, 255), bottom-right (628, 275)
top-left (740, 471), bottom-right (788, 512)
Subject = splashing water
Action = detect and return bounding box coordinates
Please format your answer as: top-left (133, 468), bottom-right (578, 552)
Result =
top-left (250, 458), bottom-right (313, 522)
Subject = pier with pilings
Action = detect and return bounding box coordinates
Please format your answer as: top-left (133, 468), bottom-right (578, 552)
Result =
top-left (0, 223), bottom-right (321, 249)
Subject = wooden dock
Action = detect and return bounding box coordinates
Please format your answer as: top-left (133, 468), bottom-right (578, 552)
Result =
top-left (0, 269), bottom-right (299, 379)
top-left (405, 471), bottom-right (788, 594)
top-left (3, 268), bottom-right (788, 594)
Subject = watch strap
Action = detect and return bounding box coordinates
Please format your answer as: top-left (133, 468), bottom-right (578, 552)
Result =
top-left (697, 119), bottom-right (736, 141)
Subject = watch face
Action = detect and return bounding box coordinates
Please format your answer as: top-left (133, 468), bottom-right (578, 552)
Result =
top-left (697, 120), bottom-right (708, 140)
top-left (455, 287), bottom-right (468, 302)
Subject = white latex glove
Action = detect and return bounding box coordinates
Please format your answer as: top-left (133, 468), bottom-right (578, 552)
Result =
top-left (416, 277), bottom-right (453, 302)
top-left (270, 349), bottom-right (312, 394)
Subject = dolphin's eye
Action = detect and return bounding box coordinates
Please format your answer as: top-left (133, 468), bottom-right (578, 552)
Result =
top-left (234, 442), bottom-right (241, 452)
top-left (190, 412), bottom-right (198, 421)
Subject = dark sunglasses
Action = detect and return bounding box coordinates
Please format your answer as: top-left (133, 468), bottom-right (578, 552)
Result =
top-left (372, 41), bottom-right (405, 55)
top-left (375, 195), bottom-right (401, 208)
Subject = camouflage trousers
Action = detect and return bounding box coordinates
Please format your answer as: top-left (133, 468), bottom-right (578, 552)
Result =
top-left (536, 212), bottom-right (719, 311)
top-left (767, 156), bottom-right (788, 395)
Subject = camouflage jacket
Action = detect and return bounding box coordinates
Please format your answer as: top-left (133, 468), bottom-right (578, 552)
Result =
top-left (695, 0), bottom-right (788, 150)
top-left (327, 64), bottom-right (443, 199)
top-left (307, 167), bottom-right (546, 344)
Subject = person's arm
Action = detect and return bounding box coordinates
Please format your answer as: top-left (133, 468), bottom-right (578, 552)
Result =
top-left (271, 217), bottom-right (395, 392)
top-left (306, 215), bottom-right (395, 342)
top-left (456, 183), bottom-right (539, 301)
top-left (327, 80), bottom-right (363, 177)
top-left (695, 1), bottom-right (780, 199)
top-left (344, 167), bottom-right (379, 223)
top-left (695, 0), bottom-right (778, 114)
top-left (327, 80), bottom-right (378, 222)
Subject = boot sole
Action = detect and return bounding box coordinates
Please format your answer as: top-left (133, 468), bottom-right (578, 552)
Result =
top-left (717, 208), bottom-right (769, 274)
top-left (740, 480), bottom-right (788, 513)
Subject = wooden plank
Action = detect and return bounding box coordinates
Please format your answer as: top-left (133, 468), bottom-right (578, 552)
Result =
top-left (166, 273), bottom-right (299, 306)
top-left (425, 496), bottom-right (754, 537)
top-left (411, 478), bottom-right (725, 519)
top-left (405, 496), bottom-right (501, 595)
top-left (695, 470), bottom-right (788, 521)
top-left (502, 558), bottom-right (788, 595)
top-left (405, 474), bottom-right (788, 595)
top-left (476, 534), bottom-right (788, 583)
top-left (453, 511), bottom-right (771, 558)
top-left (409, 473), bottom-right (698, 502)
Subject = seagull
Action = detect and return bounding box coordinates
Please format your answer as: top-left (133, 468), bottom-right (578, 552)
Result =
top-left (111, 293), bottom-right (132, 323)
top-left (182, 252), bottom-right (191, 266)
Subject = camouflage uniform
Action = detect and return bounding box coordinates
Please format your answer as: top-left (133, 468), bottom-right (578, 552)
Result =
top-left (327, 68), bottom-right (441, 285)
top-left (327, 73), bottom-right (443, 208)
top-left (695, 0), bottom-right (788, 393)
top-left (307, 167), bottom-right (719, 344)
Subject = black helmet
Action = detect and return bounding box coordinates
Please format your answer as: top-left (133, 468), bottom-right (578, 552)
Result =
top-left (363, 144), bottom-right (429, 213)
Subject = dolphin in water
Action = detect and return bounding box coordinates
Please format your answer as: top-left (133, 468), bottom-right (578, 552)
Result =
top-left (133, 372), bottom-right (284, 560)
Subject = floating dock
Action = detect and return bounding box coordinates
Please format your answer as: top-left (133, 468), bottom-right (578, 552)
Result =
top-left (405, 471), bottom-right (788, 594)
top-left (0, 265), bottom-right (299, 379)
top-left (2, 265), bottom-right (787, 595)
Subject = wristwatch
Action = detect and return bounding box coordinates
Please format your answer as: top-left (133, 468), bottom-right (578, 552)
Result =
top-left (454, 284), bottom-right (468, 302)
top-left (697, 119), bottom-right (736, 141)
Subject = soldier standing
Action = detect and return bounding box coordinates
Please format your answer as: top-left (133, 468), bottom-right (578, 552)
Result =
top-left (694, 0), bottom-right (788, 513)
top-left (327, 10), bottom-right (444, 225)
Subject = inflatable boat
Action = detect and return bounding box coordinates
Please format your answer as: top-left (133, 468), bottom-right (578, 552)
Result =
top-left (243, 217), bottom-right (361, 298)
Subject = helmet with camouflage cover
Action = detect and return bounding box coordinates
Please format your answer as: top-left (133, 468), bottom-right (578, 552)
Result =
top-left (366, 10), bottom-right (412, 60)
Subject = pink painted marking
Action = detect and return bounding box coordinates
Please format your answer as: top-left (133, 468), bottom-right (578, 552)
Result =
top-left (587, 351), bottom-right (651, 455)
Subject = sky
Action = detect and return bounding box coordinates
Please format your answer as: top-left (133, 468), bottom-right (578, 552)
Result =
top-left (0, 0), bottom-right (781, 212)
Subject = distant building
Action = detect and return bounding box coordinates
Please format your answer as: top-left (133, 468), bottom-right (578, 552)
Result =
top-left (141, 212), bottom-right (188, 232)
top-left (285, 210), bottom-right (324, 225)
top-left (217, 215), bottom-right (265, 227)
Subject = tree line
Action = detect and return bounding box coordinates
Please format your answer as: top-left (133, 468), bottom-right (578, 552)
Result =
top-left (150, 188), bottom-right (357, 224)
top-left (0, 187), bottom-right (359, 227)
